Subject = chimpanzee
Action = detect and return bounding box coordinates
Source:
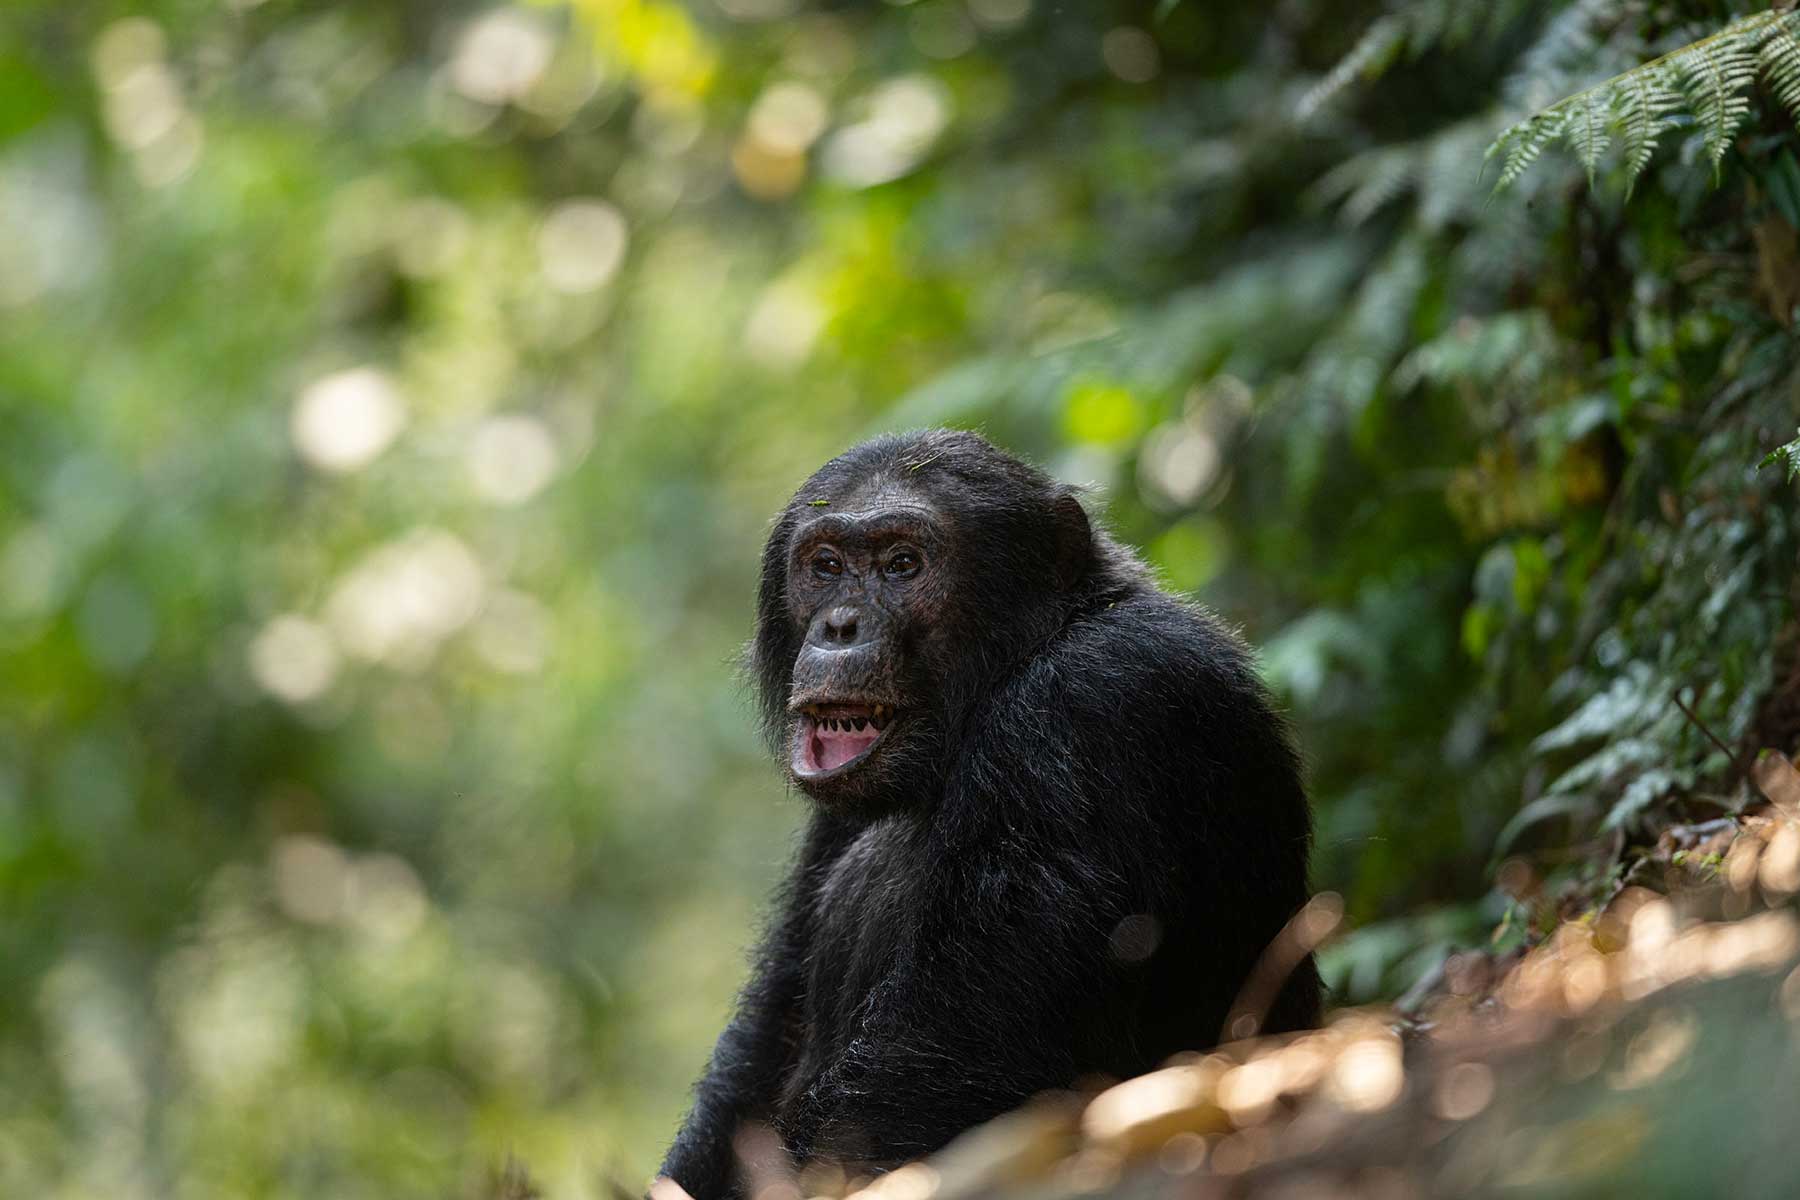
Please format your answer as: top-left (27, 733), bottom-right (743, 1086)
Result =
top-left (660, 429), bottom-right (1318, 1196)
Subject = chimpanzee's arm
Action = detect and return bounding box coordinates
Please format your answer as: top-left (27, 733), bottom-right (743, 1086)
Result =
top-left (660, 817), bottom-right (847, 1199)
top-left (658, 958), bottom-right (794, 1196)
top-left (778, 833), bottom-right (1137, 1167)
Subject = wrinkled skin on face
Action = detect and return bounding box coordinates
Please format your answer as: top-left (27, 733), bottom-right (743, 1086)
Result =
top-left (780, 492), bottom-right (942, 787)
top-left (752, 436), bottom-right (1092, 815)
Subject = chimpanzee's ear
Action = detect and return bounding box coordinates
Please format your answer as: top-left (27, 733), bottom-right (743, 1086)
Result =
top-left (1052, 491), bottom-right (1094, 591)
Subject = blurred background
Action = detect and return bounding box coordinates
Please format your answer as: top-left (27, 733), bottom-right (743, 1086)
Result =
top-left (2, 0), bottom-right (1797, 1194)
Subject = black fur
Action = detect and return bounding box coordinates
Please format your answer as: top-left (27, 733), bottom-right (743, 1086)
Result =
top-left (661, 430), bottom-right (1318, 1195)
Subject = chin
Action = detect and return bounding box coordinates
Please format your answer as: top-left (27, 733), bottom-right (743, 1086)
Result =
top-left (787, 721), bottom-right (883, 803)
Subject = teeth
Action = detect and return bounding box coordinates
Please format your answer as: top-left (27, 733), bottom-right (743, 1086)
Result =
top-left (805, 708), bottom-right (895, 732)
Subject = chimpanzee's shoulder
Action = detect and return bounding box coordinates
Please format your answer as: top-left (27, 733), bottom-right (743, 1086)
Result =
top-left (1030, 586), bottom-right (1264, 705)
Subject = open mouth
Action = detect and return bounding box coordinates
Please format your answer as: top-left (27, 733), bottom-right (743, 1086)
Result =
top-left (791, 702), bottom-right (897, 779)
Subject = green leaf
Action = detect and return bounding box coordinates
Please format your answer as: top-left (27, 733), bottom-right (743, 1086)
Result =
top-left (1757, 14), bottom-right (1800, 128)
top-left (1758, 428), bottom-right (1800, 482)
top-left (1484, 9), bottom-right (1786, 193)
top-left (1297, 15), bottom-right (1406, 121)
top-left (1614, 65), bottom-right (1681, 193)
top-left (1672, 35), bottom-right (1758, 180)
top-left (1488, 110), bottom-right (1567, 193)
top-left (1563, 88), bottom-right (1611, 185)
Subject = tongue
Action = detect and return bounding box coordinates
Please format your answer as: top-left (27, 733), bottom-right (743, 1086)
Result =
top-left (814, 721), bottom-right (879, 770)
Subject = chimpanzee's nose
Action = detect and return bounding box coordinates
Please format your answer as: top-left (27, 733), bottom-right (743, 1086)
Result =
top-left (816, 606), bottom-right (861, 648)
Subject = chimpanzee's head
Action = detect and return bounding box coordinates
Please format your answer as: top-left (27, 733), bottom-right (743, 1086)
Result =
top-left (752, 430), bottom-right (1097, 813)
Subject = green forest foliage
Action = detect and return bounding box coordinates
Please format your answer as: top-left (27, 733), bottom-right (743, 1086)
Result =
top-left (1, 0), bottom-right (1797, 1193)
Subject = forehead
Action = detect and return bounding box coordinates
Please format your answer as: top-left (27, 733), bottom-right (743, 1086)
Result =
top-left (790, 476), bottom-right (941, 546)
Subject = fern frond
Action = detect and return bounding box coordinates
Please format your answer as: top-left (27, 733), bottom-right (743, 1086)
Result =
top-left (1485, 9), bottom-right (1791, 194)
top-left (1562, 88), bottom-right (1611, 185)
top-left (1613, 65), bottom-right (1680, 191)
top-left (1297, 0), bottom-right (1536, 122)
top-left (1672, 33), bottom-right (1759, 180)
top-left (1758, 14), bottom-right (1800, 128)
top-left (1312, 116), bottom-right (1495, 230)
top-left (1487, 110), bottom-right (1566, 193)
top-left (1418, 119), bottom-right (1496, 231)
top-left (1297, 15), bottom-right (1405, 121)
top-left (1760, 428), bottom-right (1800, 483)
top-left (1315, 144), bottom-right (1419, 227)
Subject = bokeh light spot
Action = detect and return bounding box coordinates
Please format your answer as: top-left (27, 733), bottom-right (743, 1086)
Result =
top-left (346, 853), bottom-right (429, 943)
top-left (537, 199), bottom-right (629, 293)
top-left (273, 834), bottom-right (350, 925)
top-left (968, 0), bottom-right (1031, 31)
top-left (820, 75), bottom-right (951, 187)
top-left (1102, 26), bottom-right (1161, 83)
top-left (1327, 1033), bottom-right (1405, 1113)
top-left (1139, 421), bottom-right (1222, 509)
top-left (327, 529), bottom-right (486, 667)
top-left (466, 413), bottom-right (559, 505)
top-left (292, 366), bottom-right (406, 473)
top-left (451, 8), bottom-right (554, 105)
top-left (749, 81), bottom-right (829, 154)
top-left (248, 615), bottom-right (340, 705)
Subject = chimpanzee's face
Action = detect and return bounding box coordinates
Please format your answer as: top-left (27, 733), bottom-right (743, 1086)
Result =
top-left (780, 485), bottom-right (948, 802)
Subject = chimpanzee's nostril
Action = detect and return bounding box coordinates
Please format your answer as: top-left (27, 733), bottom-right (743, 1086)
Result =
top-left (811, 605), bottom-right (862, 648)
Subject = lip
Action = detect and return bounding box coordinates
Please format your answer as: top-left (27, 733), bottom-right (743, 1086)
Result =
top-left (788, 701), bottom-right (899, 781)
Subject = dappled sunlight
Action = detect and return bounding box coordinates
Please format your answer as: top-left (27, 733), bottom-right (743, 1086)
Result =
top-left (6, 0), bottom-right (1800, 1195)
top-left (326, 529), bottom-right (486, 668)
top-left (92, 18), bottom-right (202, 187)
top-left (819, 76), bottom-right (951, 188)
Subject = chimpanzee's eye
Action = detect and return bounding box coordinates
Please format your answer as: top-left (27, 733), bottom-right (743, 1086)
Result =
top-left (811, 550), bottom-right (844, 579)
top-left (883, 550), bottom-right (922, 579)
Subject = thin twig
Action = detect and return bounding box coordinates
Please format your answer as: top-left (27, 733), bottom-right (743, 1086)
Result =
top-left (1671, 683), bottom-right (1746, 778)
